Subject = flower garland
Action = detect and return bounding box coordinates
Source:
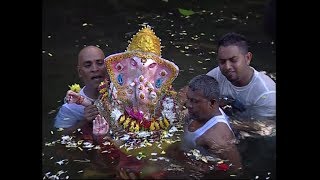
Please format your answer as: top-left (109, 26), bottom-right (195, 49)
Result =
top-left (113, 95), bottom-right (174, 132)
top-left (98, 78), bottom-right (177, 132)
top-left (98, 80), bottom-right (109, 102)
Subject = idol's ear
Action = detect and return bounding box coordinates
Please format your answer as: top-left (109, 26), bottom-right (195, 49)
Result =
top-left (152, 58), bottom-right (179, 91)
top-left (105, 53), bottom-right (139, 90)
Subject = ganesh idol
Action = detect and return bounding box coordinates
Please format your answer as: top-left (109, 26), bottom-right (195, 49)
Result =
top-left (65, 26), bottom-right (183, 149)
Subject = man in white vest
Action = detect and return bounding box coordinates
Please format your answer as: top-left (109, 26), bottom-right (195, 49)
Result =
top-left (207, 32), bottom-right (276, 121)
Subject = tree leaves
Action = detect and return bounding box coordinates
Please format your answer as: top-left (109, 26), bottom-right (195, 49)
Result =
top-left (178, 8), bottom-right (195, 16)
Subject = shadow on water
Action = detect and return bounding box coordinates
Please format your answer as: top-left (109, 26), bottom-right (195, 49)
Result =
top-left (43, 0), bottom-right (276, 179)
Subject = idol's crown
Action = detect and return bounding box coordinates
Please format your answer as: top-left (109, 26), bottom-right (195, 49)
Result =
top-left (127, 25), bottom-right (161, 56)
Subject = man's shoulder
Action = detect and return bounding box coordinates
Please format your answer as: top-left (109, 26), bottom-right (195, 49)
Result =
top-left (203, 122), bottom-right (234, 146)
top-left (59, 103), bottom-right (85, 114)
top-left (253, 70), bottom-right (276, 91)
top-left (206, 67), bottom-right (219, 76)
top-left (208, 118), bottom-right (233, 136)
top-left (207, 67), bottom-right (226, 83)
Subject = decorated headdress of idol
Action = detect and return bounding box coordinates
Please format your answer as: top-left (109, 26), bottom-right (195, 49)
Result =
top-left (98, 26), bottom-right (179, 133)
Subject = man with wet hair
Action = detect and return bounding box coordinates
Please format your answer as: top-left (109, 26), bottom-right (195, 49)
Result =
top-left (207, 32), bottom-right (276, 120)
top-left (183, 74), bottom-right (242, 170)
top-left (54, 46), bottom-right (108, 135)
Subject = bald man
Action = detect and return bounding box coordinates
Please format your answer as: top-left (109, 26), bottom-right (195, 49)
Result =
top-left (54, 46), bottom-right (108, 134)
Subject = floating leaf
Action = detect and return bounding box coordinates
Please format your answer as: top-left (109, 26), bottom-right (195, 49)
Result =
top-left (178, 8), bottom-right (195, 16)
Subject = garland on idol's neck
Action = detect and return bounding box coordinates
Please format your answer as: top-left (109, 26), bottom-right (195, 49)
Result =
top-left (99, 83), bottom-right (174, 132)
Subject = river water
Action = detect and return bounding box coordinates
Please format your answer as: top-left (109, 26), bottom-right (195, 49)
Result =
top-left (42, 0), bottom-right (276, 179)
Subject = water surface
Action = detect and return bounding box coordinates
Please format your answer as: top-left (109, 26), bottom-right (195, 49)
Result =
top-left (42, 0), bottom-right (276, 179)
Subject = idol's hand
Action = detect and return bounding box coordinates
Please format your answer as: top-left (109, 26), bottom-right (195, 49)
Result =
top-left (93, 114), bottom-right (109, 136)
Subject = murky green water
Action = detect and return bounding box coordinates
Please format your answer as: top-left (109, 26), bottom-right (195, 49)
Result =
top-left (42, 0), bottom-right (276, 179)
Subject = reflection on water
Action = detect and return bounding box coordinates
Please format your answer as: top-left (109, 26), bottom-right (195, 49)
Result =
top-left (43, 0), bottom-right (275, 179)
top-left (43, 131), bottom-right (275, 179)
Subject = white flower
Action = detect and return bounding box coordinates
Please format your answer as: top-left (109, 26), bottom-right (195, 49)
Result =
top-left (137, 131), bottom-right (151, 138)
top-left (61, 135), bottom-right (72, 144)
top-left (163, 102), bottom-right (174, 110)
top-left (162, 110), bottom-right (176, 123)
top-left (162, 97), bottom-right (174, 110)
top-left (83, 142), bottom-right (94, 148)
top-left (61, 135), bottom-right (72, 141)
top-left (168, 126), bottom-right (178, 133)
top-left (111, 108), bottom-right (122, 121)
top-left (56, 159), bottom-right (68, 165)
top-left (120, 134), bottom-right (130, 141)
top-left (164, 97), bottom-right (174, 103)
